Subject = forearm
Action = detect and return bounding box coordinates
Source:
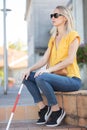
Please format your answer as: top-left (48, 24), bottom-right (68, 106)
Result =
top-left (29, 48), bottom-right (50, 72)
top-left (47, 57), bottom-right (72, 73)
top-left (29, 58), bottom-right (47, 72)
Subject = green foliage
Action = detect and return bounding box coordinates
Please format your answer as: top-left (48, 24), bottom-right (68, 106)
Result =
top-left (8, 41), bottom-right (16, 49)
top-left (77, 44), bottom-right (87, 64)
top-left (8, 40), bottom-right (26, 51)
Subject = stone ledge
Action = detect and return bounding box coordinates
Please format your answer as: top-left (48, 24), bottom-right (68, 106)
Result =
top-left (0, 90), bottom-right (87, 128)
top-left (55, 90), bottom-right (87, 95)
top-left (42, 90), bottom-right (87, 127)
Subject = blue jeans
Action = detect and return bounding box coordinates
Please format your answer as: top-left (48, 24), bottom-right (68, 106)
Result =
top-left (23, 72), bottom-right (82, 106)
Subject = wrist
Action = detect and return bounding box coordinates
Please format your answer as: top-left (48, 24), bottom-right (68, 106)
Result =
top-left (47, 68), bottom-right (51, 73)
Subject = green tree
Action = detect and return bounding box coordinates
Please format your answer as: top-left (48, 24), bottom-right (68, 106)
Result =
top-left (8, 40), bottom-right (26, 51)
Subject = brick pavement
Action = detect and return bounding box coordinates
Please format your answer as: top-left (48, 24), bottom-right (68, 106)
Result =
top-left (0, 121), bottom-right (86, 130)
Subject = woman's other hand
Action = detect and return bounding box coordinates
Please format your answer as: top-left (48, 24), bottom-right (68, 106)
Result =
top-left (34, 69), bottom-right (50, 78)
top-left (23, 68), bottom-right (31, 80)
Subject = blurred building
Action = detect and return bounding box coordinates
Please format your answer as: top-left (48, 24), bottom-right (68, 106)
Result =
top-left (0, 47), bottom-right (28, 86)
top-left (25, 0), bottom-right (87, 66)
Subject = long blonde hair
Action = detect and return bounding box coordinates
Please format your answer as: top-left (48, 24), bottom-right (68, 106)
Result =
top-left (52, 6), bottom-right (75, 37)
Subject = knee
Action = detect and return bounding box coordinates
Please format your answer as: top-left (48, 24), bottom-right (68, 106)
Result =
top-left (35, 75), bottom-right (44, 84)
top-left (22, 78), bottom-right (28, 86)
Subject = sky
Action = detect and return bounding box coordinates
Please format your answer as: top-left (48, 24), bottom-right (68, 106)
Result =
top-left (0, 0), bottom-right (27, 46)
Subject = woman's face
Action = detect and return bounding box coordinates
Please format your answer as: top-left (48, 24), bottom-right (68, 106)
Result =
top-left (50, 9), bottom-right (67, 27)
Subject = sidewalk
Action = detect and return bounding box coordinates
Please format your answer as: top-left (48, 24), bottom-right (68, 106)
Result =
top-left (0, 85), bottom-right (34, 106)
top-left (0, 121), bottom-right (86, 130)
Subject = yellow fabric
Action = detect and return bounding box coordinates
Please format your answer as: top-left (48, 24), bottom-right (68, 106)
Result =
top-left (48, 31), bottom-right (81, 78)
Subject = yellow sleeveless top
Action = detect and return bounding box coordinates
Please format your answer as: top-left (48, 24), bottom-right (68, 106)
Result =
top-left (48, 31), bottom-right (81, 78)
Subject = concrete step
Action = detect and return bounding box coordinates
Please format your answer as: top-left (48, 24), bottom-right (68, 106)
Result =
top-left (0, 89), bottom-right (87, 128)
top-left (0, 87), bottom-right (87, 128)
top-left (0, 105), bottom-right (39, 123)
top-left (0, 86), bottom-right (39, 123)
top-left (0, 121), bottom-right (86, 130)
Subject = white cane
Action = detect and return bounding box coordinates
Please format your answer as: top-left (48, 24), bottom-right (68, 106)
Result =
top-left (6, 83), bottom-right (24, 130)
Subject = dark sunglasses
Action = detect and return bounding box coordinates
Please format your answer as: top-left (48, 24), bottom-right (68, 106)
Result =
top-left (50, 13), bottom-right (63, 19)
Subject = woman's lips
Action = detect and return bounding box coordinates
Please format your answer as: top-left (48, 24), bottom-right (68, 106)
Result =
top-left (52, 21), bottom-right (56, 24)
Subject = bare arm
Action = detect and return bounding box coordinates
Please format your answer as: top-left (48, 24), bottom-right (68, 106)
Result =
top-left (24, 47), bottom-right (50, 79)
top-left (29, 47), bottom-right (50, 71)
top-left (47, 38), bottom-right (79, 73)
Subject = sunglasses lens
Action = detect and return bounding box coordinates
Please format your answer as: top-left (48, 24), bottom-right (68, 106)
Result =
top-left (50, 14), bottom-right (53, 18)
top-left (50, 13), bottom-right (59, 19)
top-left (54, 13), bottom-right (59, 18)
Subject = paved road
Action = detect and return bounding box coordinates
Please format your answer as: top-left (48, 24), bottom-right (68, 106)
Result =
top-left (0, 84), bottom-right (34, 106)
